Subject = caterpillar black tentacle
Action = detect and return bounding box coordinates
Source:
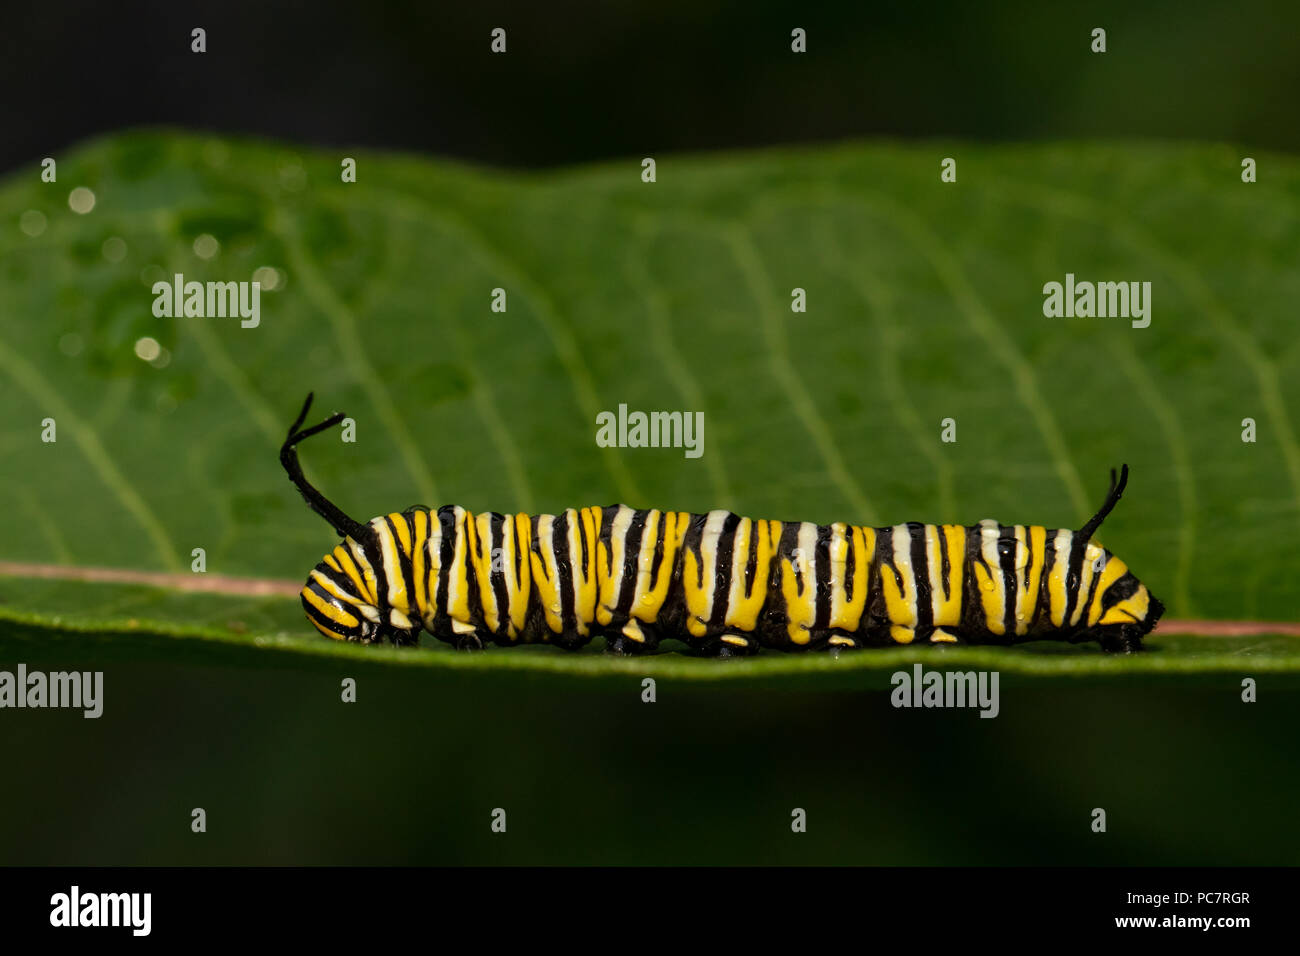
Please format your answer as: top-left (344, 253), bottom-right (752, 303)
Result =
top-left (284, 397), bottom-right (1164, 655)
top-left (281, 393), bottom-right (373, 544)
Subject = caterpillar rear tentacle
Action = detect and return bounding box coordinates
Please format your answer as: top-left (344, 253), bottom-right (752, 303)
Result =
top-left (283, 398), bottom-right (1164, 655)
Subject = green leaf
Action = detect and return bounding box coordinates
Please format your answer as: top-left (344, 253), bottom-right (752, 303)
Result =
top-left (2, 131), bottom-right (1298, 679)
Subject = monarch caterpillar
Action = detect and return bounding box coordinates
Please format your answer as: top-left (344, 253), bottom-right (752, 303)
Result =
top-left (282, 394), bottom-right (1163, 655)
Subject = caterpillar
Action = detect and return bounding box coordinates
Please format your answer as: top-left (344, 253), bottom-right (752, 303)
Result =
top-left (282, 394), bottom-right (1163, 655)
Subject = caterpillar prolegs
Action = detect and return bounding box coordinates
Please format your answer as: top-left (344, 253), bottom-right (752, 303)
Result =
top-left (282, 395), bottom-right (1164, 655)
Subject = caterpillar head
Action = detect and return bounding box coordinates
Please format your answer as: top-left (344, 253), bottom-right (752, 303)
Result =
top-left (1074, 464), bottom-right (1165, 651)
top-left (1097, 573), bottom-right (1161, 629)
top-left (1085, 552), bottom-right (1165, 652)
top-left (281, 394), bottom-right (421, 646)
top-left (300, 547), bottom-right (421, 646)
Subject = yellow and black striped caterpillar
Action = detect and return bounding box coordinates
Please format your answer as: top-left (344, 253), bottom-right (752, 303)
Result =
top-left (283, 395), bottom-right (1163, 655)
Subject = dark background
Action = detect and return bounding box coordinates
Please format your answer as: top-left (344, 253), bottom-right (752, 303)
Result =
top-left (4, 640), bottom-right (1298, 865)
top-left (5, 0), bottom-right (1300, 176)
top-left (3, 1), bottom-right (1298, 865)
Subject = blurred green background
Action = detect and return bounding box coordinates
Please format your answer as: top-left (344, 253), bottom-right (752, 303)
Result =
top-left (2, 1), bottom-right (1299, 865)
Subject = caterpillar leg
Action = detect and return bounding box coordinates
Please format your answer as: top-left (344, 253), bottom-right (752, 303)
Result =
top-left (827, 635), bottom-right (860, 651)
top-left (1065, 622), bottom-right (1146, 653)
top-left (929, 628), bottom-right (962, 645)
top-left (450, 620), bottom-right (485, 651)
top-left (1094, 624), bottom-right (1146, 654)
top-left (604, 620), bottom-right (658, 655)
top-left (714, 633), bottom-right (759, 658)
